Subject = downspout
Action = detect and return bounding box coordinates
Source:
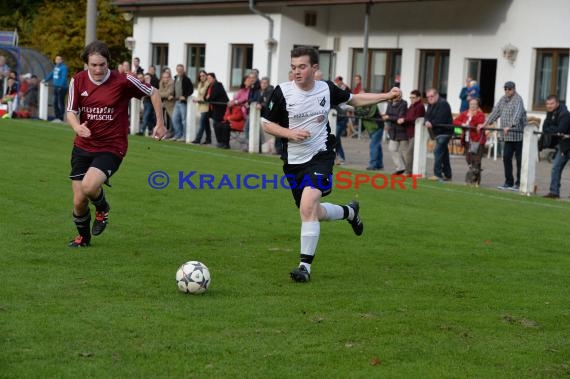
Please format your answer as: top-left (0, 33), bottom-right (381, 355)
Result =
top-left (249, 0), bottom-right (275, 81)
top-left (361, 1), bottom-right (371, 90)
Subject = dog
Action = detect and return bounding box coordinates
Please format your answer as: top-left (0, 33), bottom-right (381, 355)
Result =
top-left (465, 165), bottom-right (482, 187)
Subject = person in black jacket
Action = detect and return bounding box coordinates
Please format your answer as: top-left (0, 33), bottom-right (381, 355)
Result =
top-left (424, 88), bottom-right (453, 181)
top-left (542, 95), bottom-right (570, 198)
top-left (205, 72), bottom-right (230, 148)
top-left (169, 64), bottom-right (194, 141)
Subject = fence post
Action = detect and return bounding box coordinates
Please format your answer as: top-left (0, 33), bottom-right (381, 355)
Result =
top-left (39, 82), bottom-right (49, 120)
top-left (520, 124), bottom-right (539, 195)
top-left (412, 117), bottom-right (428, 178)
top-left (130, 98), bottom-right (140, 135)
top-left (186, 97), bottom-right (197, 143)
top-left (248, 102), bottom-right (261, 153)
top-left (329, 108), bottom-right (338, 136)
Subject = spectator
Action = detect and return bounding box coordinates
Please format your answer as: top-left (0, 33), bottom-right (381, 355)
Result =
top-left (352, 74), bottom-right (362, 94)
top-left (0, 55), bottom-right (10, 96)
top-left (256, 77), bottom-right (277, 153)
top-left (132, 57), bottom-right (144, 75)
top-left (334, 76), bottom-right (350, 91)
top-left (459, 77), bottom-right (471, 112)
top-left (425, 88), bottom-right (453, 181)
top-left (356, 98), bottom-right (384, 171)
top-left (383, 90), bottom-right (408, 174)
top-left (397, 89), bottom-right (425, 175)
top-left (169, 64), bottom-right (194, 141)
top-left (314, 70), bottom-right (323, 81)
top-left (483, 81), bottom-right (527, 191)
top-left (191, 70), bottom-right (212, 144)
top-left (43, 55), bottom-right (69, 121)
top-left (542, 95), bottom-right (570, 199)
top-left (158, 69), bottom-right (175, 138)
top-left (205, 72), bottom-right (229, 148)
top-left (453, 98), bottom-right (486, 182)
top-left (138, 73), bottom-right (156, 136)
top-left (23, 75), bottom-right (39, 118)
top-left (1, 77), bottom-right (18, 104)
top-left (147, 66), bottom-right (160, 89)
top-left (467, 80), bottom-right (481, 101)
top-left (121, 61), bottom-right (130, 74)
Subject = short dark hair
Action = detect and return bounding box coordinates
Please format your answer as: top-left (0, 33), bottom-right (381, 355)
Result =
top-left (546, 94), bottom-right (559, 102)
top-left (410, 89), bottom-right (421, 98)
top-left (208, 72), bottom-right (217, 80)
top-left (291, 46), bottom-right (319, 65)
top-left (81, 40), bottom-right (111, 64)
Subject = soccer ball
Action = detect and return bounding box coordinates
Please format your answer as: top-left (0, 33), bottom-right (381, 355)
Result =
top-left (176, 261), bottom-right (211, 294)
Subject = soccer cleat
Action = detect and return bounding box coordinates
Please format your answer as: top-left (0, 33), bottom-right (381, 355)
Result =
top-left (290, 266), bottom-right (311, 282)
top-left (347, 200), bottom-right (364, 236)
top-left (68, 235), bottom-right (90, 248)
top-left (92, 206), bottom-right (110, 236)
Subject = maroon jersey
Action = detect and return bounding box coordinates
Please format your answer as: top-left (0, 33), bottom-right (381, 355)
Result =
top-left (67, 70), bottom-right (152, 158)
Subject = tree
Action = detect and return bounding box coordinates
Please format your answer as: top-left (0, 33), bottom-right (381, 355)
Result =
top-left (24, 0), bottom-right (131, 74)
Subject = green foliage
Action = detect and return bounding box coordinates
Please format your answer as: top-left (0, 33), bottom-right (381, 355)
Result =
top-left (2, 119), bottom-right (570, 377)
top-left (12, 0), bottom-right (131, 74)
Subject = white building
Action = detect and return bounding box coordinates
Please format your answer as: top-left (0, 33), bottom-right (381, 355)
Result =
top-left (115, 0), bottom-right (569, 115)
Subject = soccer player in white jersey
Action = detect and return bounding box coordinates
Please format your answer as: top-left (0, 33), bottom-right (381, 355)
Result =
top-left (262, 46), bottom-right (400, 282)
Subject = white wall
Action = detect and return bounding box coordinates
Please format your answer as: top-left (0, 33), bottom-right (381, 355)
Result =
top-left (130, 0), bottom-right (570, 114)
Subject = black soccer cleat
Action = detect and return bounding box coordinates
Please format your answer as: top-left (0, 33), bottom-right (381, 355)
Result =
top-left (347, 200), bottom-right (364, 236)
top-left (92, 206), bottom-right (110, 236)
top-left (290, 266), bottom-right (311, 283)
top-left (68, 235), bottom-right (90, 248)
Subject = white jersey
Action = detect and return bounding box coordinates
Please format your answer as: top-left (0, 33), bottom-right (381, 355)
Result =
top-left (262, 80), bottom-right (352, 164)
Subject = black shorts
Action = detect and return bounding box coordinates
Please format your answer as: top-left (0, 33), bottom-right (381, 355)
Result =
top-left (283, 150), bottom-right (335, 208)
top-left (69, 146), bottom-right (123, 182)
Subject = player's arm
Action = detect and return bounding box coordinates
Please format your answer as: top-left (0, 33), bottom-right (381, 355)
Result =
top-left (149, 88), bottom-right (166, 140)
top-left (348, 87), bottom-right (400, 107)
top-left (260, 85), bottom-right (310, 142)
top-left (262, 120), bottom-right (310, 142)
top-left (66, 78), bottom-right (90, 138)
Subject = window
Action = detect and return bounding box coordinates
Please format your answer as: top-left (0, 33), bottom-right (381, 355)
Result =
top-left (305, 12), bottom-right (317, 27)
top-left (152, 43), bottom-right (169, 74)
top-left (230, 44), bottom-right (253, 90)
top-left (351, 49), bottom-right (402, 92)
top-left (318, 50), bottom-right (334, 81)
top-left (533, 49), bottom-right (569, 110)
top-left (186, 44), bottom-right (206, 84)
top-left (419, 50), bottom-right (449, 99)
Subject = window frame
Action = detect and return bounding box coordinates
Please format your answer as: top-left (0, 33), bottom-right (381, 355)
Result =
top-left (418, 49), bottom-right (450, 99)
top-left (151, 43), bottom-right (169, 75)
top-left (533, 48), bottom-right (569, 111)
top-left (351, 48), bottom-right (402, 93)
top-left (185, 44), bottom-right (206, 85)
top-left (230, 44), bottom-right (253, 91)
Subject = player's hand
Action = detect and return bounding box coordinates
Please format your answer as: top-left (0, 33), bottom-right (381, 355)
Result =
top-left (74, 122), bottom-right (91, 138)
top-left (288, 129), bottom-right (311, 142)
top-left (388, 87), bottom-right (401, 99)
top-left (152, 124), bottom-right (167, 140)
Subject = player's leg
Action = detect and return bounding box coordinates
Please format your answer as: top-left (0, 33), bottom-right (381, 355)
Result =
top-left (88, 153), bottom-right (123, 236)
top-left (290, 186), bottom-right (322, 282)
top-left (70, 179), bottom-right (91, 247)
top-left (81, 167), bottom-right (110, 236)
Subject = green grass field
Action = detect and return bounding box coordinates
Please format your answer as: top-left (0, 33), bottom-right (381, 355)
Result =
top-left (1, 119), bottom-right (570, 378)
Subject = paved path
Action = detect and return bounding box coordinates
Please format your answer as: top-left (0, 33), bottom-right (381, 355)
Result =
top-left (335, 134), bottom-right (570, 199)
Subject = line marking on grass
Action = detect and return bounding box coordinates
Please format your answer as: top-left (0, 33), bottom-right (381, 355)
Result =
top-left (420, 182), bottom-right (570, 210)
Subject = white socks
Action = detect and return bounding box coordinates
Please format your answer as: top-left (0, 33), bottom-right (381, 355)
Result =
top-left (300, 221), bottom-right (320, 273)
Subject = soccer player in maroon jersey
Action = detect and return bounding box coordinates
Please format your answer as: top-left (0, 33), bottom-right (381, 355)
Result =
top-left (66, 40), bottom-right (166, 247)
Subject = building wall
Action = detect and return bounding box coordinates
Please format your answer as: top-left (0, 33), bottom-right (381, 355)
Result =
top-left (130, 0), bottom-right (570, 114)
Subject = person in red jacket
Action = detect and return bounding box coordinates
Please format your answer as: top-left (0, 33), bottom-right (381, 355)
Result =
top-left (453, 97), bottom-right (486, 183)
top-left (397, 89), bottom-right (425, 175)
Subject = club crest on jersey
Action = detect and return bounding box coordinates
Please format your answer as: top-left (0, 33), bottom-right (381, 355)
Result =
top-left (317, 115), bottom-right (326, 123)
top-left (319, 97), bottom-right (326, 107)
